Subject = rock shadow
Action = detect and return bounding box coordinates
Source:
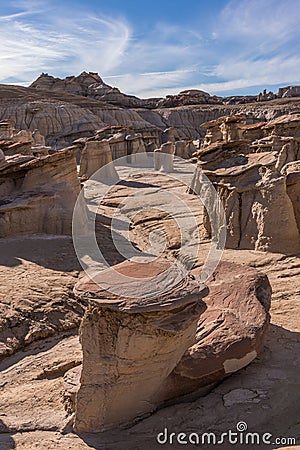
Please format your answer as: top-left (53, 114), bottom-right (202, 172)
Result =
top-left (0, 421), bottom-right (16, 449)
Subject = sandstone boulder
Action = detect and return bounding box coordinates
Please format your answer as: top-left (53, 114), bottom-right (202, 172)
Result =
top-left (73, 258), bottom-right (208, 432)
top-left (157, 262), bottom-right (271, 403)
top-left (67, 260), bottom-right (271, 432)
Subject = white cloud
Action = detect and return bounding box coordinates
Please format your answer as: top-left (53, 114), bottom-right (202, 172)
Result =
top-left (205, 0), bottom-right (300, 94)
top-left (105, 69), bottom-right (197, 97)
top-left (0, 0), bottom-right (300, 97)
top-left (0, 2), bottom-right (131, 82)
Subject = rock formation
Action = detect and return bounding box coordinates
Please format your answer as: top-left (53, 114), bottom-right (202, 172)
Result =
top-left (277, 85), bottom-right (300, 98)
top-left (173, 140), bottom-right (196, 159)
top-left (201, 114), bottom-right (245, 146)
top-left (262, 113), bottom-right (300, 137)
top-left (2, 74), bottom-right (300, 149)
top-left (30, 71), bottom-right (158, 108)
top-left (156, 262), bottom-right (271, 403)
top-left (125, 133), bottom-right (146, 162)
top-left (161, 127), bottom-right (180, 143)
top-left (154, 142), bottom-right (175, 172)
top-left (67, 259), bottom-right (271, 432)
top-left (79, 139), bottom-right (119, 182)
top-left (0, 146), bottom-right (82, 237)
top-left (73, 259), bottom-right (208, 432)
top-left (282, 160), bottom-right (300, 232)
top-left (157, 89), bottom-right (221, 108)
top-left (32, 129), bottom-right (46, 146)
top-left (190, 114), bottom-right (300, 253)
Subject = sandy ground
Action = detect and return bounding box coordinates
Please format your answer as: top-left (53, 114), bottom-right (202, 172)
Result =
top-left (0, 164), bottom-right (299, 450)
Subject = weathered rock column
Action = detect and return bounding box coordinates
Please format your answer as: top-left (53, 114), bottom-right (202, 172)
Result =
top-left (79, 139), bottom-right (119, 181)
top-left (73, 259), bottom-right (207, 432)
top-left (154, 142), bottom-right (175, 172)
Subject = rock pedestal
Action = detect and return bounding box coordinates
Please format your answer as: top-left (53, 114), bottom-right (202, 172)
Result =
top-left (67, 260), bottom-right (271, 431)
top-left (73, 259), bottom-right (208, 432)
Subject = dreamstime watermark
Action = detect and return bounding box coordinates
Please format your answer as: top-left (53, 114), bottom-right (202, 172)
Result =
top-left (156, 421), bottom-right (297, 446)
top-left (72, 152), bottom-right (226, 298)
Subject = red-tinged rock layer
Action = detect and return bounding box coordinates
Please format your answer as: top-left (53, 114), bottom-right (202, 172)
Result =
top-left (73, 258), bottom-right (208, 432)
top-left (68, 260), bottom-right (271, 432)
top-left (157, 262), bottom-right (271, 404)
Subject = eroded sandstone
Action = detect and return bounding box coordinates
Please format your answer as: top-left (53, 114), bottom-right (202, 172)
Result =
top-left (190, 114), bottom-right (300, 253)
top-left (73, 259), bottom-right (208, 432)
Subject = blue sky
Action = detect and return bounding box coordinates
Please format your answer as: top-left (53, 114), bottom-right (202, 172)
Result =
top-left (1, 0), bottom-right (300, 98)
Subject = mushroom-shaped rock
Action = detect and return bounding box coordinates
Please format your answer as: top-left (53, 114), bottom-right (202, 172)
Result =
top-left (162, 127), bottom-right (180, 144)
top-left (73, 258), bottom-right (208, 432)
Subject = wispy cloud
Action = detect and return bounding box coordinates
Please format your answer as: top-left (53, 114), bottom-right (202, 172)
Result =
top-left (102, 0), bottom-right (300, 96)
top-left (207, 0), bottom-right (300, 93)
top-left (0, 1), bottom-right (131, 83)
top-left (0, 0), bottom-right (300, 97)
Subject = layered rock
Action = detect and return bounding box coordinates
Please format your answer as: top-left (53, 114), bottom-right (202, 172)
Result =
top-left (0, 121), bottom-right (48, 158)
top-left (201, 114), bottom-right (245, 146)
top-left (282, 160), bottom-right (300, 232)
top-left (0, 120), bottom-right (15, 139)
top-left (0, 146), bottom-right (82, 237)
top-left (157, 89), bottom-right (221, 108)
top-left (75, 126), bottom-right (160, 165)
top-left (277, 85), bottom-right (300, 98)
top-left (73, 259), bottom-right (208, 432)
top-left (156, 262), bottom-right (271, 403)
top-left (30, 71), bottom-right (159, 109)
top-left (262, 113), bottom-right (300, 137)
top-left (0, 101), bottom-right (107, 148)
top-left (191, 114), bottom-right (300, 253)
top-left (67, 260), bottom-right (271, 432)
top-left (3, 76), bottom-right (300, 149)
top-left (79, 140), bottom-right (119, 181)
